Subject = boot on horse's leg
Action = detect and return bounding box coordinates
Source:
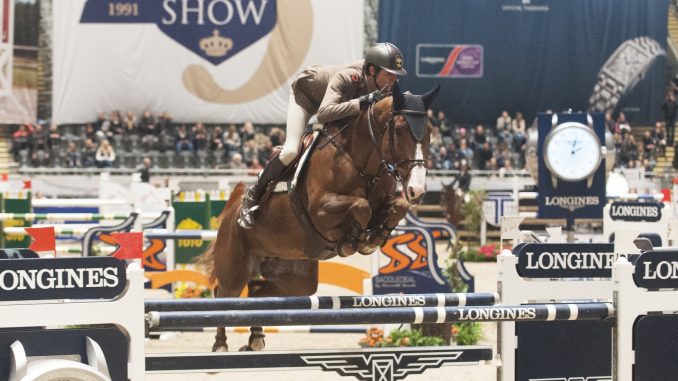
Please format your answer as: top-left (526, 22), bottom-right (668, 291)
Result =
top-left (238, 157), bottom-right (288, 229)
top-left (240, 326), bottom-right (266, 351)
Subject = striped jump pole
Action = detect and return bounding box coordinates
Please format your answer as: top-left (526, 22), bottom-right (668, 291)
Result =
top-left (144, 292), bottom-right (499, 313)
top-left (0, 213), bottom-right (162, 222)
top-left (146, 302), bottom-right (614, 330)
top-left (144, 229), bottom-right (218, 241)
top-left (152, 326), bottom-right (370, 334)
top-left (4, 227), bottom-right (92, 236)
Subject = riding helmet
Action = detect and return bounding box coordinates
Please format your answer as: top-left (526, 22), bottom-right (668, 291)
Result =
top-left (364, 42), bottom-right (407, 76)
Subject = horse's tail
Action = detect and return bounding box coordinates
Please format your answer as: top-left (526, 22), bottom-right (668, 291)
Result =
top-left (196, 182), bottom-right (247, 283)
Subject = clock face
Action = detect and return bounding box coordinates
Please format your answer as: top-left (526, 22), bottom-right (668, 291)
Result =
top-left (544, 123), bottom-right (602, 182)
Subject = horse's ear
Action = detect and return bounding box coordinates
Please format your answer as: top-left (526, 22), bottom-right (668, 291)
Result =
top-left (422, 84), bottom-right (441, 108)
top-left (392, 81), bottom-right (405, 110)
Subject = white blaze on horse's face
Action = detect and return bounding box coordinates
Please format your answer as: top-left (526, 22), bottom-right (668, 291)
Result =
top-left (406, 143), bottom-right (427, 204)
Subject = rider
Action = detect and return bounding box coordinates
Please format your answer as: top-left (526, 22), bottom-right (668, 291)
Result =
top-left (238, 42), bottom-right (408, 229)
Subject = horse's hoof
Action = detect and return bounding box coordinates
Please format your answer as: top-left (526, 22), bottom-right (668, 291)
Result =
top-left (212, 343), bottom-right (228, 352)
top-left (249, 336), bottom-right (266, 351)
top-left (337, 240), bottom-right (356, 257)
top-left (358, 245), bottom-right (378, 255)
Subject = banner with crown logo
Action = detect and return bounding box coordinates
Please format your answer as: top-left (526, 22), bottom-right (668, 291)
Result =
top-left (53, 0), bottom-right (364, 124)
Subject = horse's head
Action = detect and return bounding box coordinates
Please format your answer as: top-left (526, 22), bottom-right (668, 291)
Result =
top-left (389, 82), bottom-right (440, 204)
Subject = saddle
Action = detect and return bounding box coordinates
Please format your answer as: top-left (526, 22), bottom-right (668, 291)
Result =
top-left (259, 129), bottom-right (338, 259)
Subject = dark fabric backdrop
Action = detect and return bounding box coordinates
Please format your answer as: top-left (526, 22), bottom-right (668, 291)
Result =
top-left (379, 0), bottom-right (669, 124)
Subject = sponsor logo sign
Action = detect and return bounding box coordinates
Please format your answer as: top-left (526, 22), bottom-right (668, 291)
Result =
top-left (514, 243), bottom-right (628, 278)
top-left (634, 251), bottom-right (678, 289)
top-left (609, 201), bottom-right (662, 222)
top-left (80, 0), bottom-right (276, 66)
top-left (482, 192), bottom-right (517, 227)
top-left (0, 257), bottom-right (126, 301)
top-left (416, 44), bottom-right (483, 78)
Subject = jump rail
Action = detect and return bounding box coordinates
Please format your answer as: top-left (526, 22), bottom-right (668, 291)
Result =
top-left (146, 303), bottom-right (614, 329)
top-left (144, 292), bottom-right (499, 312)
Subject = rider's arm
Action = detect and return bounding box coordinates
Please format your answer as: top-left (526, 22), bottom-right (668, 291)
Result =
top-left (316, 70), bottom-right (361, 124)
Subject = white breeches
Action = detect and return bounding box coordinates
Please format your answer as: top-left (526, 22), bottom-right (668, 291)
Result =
top-left (278, 89), bottom-right (312, 165)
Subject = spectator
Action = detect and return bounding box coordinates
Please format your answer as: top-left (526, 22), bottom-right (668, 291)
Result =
top-left (512, 112), bottom-right (526, 134)
top-left (472, 124), bottom-right (487, 151)
top-left (620, 134), bottom-right (637, 167)
top-left (458, 138), bottom-right (474, 166)
top-left (175, 125), bottom-right (194, 153)
top-left (248, 156), bottom-right (264, 174)
top-left (227, 153), bottom-right (247, 169)
top-left (496, 111), bottom-right (512, 131)
top-left (437, 111), bottom-right (450, 137)
top-left (139, 156), bottom-right (152, 183)
top-left (123, 111), bottom-right (137, 135)
top-left (81, 139), bottom-right (98, 167)
top-left (615, 112), bottom-right (631, 136)
top-left (241, 121), bottom-right (256, 143)
top-left (661, 91), bottom-right (678, 146)
top-left (11, 124), bottom-right (32, 159)
top-left (457, 159), bottom-right (472, 192)
top-left (156, 111), bottom-right (173, 135)
top-left (93, 112), bottom-right (109, 132)
top-left (476, 142), bottom-right (493, 170)
top-left (109, 111), bottom-right (124, 136)
top-left (64, 141), bottom-right (80, 168)
top-left (605, 111), bottom-right (615, 133)
top-left (223, 124), bottom-right (241, 156)
top-left (82, 123), bottom-right (98, 142)
top-left (192, 122), bottom-right (208, 151)
top-left (652, 121), bottom-right (667, 156)
top-left (269, 127), bottom-right (284, 147)
top-left (139, 110), bottom-right (154, 133)
top-left (642, 130), bottom-right (656, 161)
top-left (242, 138), bottom-right (259, 165)
top-left (47, 124), bottom-right (61, 151)
top-left (95, 139), bottom-right (116, 168)
top-left (210, 126), bottom-right (224, 151)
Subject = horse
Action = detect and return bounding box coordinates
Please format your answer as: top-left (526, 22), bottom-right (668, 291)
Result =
top-left (199, 83), bottom-right (440, 352)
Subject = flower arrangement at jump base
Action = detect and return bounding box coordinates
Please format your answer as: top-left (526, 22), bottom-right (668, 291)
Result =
top-left (462, 243), bottom-right (512, 262)
top-left (359, 324), bottom-right (482, 347)
top-left (173, 283), bottom-right (212, 298)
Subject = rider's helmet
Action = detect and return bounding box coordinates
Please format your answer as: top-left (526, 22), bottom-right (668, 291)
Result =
top-left (364, 42), bottom-right (407, 76)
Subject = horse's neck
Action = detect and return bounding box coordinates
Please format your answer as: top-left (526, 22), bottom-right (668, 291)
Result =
top-left (347, 106), bottom-right (389, 171)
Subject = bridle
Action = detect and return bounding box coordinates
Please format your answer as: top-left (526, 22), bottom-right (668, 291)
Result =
top-left (365, 102), bottom-right (427, 186)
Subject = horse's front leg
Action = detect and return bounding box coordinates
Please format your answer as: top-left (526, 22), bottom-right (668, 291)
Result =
top-left (319, 193), bottom-right (372, 257)
top-left (359, 197), bottom-right (409, 254)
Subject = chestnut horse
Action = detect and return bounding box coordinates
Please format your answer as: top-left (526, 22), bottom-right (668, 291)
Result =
top-left (199, 84), bottom-right (440, 351)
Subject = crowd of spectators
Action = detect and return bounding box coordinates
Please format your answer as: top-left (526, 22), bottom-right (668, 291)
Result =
top-left (425, 109), bottom-right (528, 173)
top-left (10, 107), bottom-right (670, 173)
top-left (11, 110), bottom-right (282, 171)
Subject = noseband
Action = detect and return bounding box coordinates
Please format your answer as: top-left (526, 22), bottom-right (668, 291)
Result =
top-left (366, 103), bottom-right (427, 185)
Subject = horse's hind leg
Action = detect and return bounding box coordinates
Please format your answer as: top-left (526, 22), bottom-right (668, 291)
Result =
top-left (211, 285), bottom-right (228, 352)
top-left (240, 259), bottom-right (319, 351)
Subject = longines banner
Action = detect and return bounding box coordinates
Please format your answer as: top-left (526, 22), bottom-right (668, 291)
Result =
top-left (52, 0), bottom-right (363, 124)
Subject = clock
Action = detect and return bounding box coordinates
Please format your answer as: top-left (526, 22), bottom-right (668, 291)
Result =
top-left (544, 114), bottom-right (603, 189)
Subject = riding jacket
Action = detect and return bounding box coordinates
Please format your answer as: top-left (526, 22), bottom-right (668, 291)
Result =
top-left (292, 60), bottom-right (377, 125)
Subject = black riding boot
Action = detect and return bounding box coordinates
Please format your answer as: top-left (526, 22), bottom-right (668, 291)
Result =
top-left (238, 157), bottom-right (288, 229)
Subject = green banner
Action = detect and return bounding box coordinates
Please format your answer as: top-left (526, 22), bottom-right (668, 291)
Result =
top-left (2, 192), bottom-right (32, 248)
top-left (173, 193), bottom-right (210, 264)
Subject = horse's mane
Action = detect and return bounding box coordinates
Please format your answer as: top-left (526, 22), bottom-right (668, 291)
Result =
top-left (196, 182), bottom-right (247, 283)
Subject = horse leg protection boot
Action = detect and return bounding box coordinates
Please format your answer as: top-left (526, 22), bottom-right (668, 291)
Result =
top-left (238, 157), bottom-right (288, 229)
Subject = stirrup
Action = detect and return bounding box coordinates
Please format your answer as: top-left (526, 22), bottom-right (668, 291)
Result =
top-left (238, 205), bottom-right (260, 229)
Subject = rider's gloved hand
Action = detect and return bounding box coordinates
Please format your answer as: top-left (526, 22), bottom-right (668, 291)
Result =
top-left (359, 90), bottom-right (384, 109)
